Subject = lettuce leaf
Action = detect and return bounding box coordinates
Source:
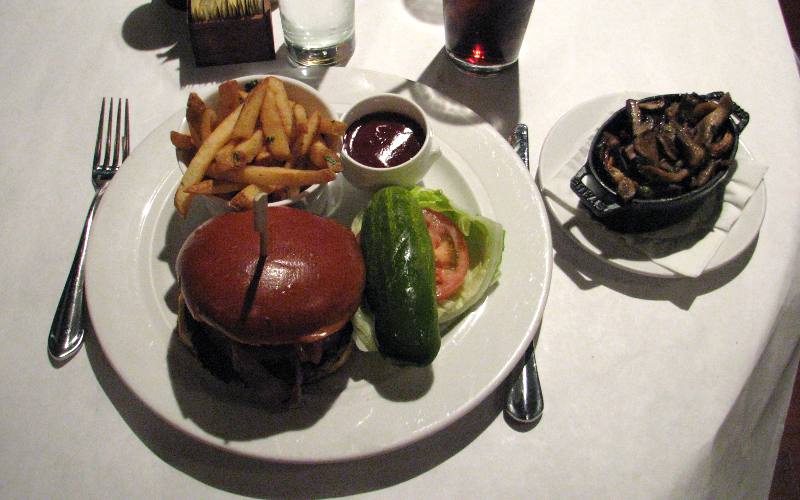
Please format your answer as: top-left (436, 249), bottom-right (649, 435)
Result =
top-left (352, 187), bottom-right (505, 352)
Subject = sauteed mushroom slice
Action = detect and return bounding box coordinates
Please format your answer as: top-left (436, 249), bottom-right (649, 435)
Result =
top-left (674, 123), bottom-right (707, 168)
top-left (695, 93), bottom-right (733, 145)
top-left (639, 164), bottom-right (690, 184)
top-left (633, 130), bottom-right (661, 166)
top-left (627, 99), bottom-right (653, 136)
top-left (600, 141), bottom-right (638, 201)
top-left (692, 159), bottom-right (731, 188)
top-left (709, 130), bottom-right (734, 158)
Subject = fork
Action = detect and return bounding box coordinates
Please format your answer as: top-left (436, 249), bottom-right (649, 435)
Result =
top-left (48, 98), bottom-right (130, 362)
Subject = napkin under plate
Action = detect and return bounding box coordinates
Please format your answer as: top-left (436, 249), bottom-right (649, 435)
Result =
top-left (541, 131), bottom-right (768, 278)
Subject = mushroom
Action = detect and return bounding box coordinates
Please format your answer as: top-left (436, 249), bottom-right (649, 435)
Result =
top-left (695, 93), bottom-right (733, 145)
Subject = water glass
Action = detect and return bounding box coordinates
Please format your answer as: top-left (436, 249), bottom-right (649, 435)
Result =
top-left (278, 0), bottom-right (355, 66)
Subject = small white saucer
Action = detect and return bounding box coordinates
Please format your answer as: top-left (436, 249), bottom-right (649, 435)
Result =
top-left (536, 92), bottom-right (767, 278)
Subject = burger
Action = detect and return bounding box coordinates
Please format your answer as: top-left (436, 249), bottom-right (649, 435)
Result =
top-left (175, 206), bottom-right (365, 402)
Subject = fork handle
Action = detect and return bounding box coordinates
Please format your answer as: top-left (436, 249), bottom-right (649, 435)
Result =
top-left (48, 189), bottom-right (104, 362)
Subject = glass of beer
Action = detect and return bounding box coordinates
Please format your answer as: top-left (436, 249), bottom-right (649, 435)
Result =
top-left (443, 0), bottom-right (535, 74)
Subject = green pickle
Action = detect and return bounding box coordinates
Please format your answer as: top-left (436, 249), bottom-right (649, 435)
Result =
top-left (360, 186), bottom-right (440, 366)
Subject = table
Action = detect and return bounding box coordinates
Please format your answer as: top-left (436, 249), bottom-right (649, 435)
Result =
top-left (2, 1), bottom-right (799, 497)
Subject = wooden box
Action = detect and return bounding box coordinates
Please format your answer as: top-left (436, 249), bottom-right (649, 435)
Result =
top-left (189, 0), bottom-right (276, 67)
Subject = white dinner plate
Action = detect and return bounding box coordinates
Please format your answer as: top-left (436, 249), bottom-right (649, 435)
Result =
top-left (537, 92), bottom-right (766, 278)
top-left (85, 68), bottom-right (553, 463)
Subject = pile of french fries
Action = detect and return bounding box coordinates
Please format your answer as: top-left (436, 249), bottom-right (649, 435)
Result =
top-left (171, 76), bottom-right (346, 217)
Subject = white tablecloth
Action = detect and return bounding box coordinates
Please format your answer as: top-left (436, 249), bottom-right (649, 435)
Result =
top-left (2, 0), bottom-right (799, 497)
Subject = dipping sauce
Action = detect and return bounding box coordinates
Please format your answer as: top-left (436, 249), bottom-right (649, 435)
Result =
top-left (343, 112), bottom-right (425, 168)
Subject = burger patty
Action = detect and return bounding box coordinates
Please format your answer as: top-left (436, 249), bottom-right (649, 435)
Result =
top-left (179, 300), bottom-right (353, 390)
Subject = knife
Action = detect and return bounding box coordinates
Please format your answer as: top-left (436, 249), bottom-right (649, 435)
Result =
top-left (505, 123), bottom-right (544, 425)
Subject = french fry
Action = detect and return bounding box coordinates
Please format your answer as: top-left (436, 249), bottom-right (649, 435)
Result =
top-left (217, 165), bottom-right (336, 190)
top-left (170, 131), bottom-right (195, 150)
top-left (253, 145), bottom-right (273, 165)
top-left (231, 78), bottom-right (268, 141)
top-left (293, 103), bottom-right (307, 132)
top-left (233, 130), bottom-right (263, 167)
top-left (218, 80), bottom-right (244, 119)
top-left (260, 91), bottom-right (291, 160)
top-left (229, 184), bottom-right (270, 211)
top-left (318, 117), bottom-right (347, 136)
top-left (173, 77), bottom-right (349, 212)
top-left (294, 110), bottom-right (319, 157)
top-left (184, 179), bottom-right (247, 195)
top-left (174, 104), bottom-right (243, 217)
top-left (186, 92), bottom-right (206, 146)
top-left (200, 108), bottom-right (217, 142)
top-left (267, 77), bottom-right (294, 140)
top-left (213, 142), bottom-right (237, 173)
top-left (309, 139), bottom-right (343, 171)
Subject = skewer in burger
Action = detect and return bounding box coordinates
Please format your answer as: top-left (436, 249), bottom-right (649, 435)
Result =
top-left (176, 206), bottom-right (365, 402)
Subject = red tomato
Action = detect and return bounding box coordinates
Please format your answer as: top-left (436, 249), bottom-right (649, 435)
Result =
top-left (423, 209), bottom-right (469, 302)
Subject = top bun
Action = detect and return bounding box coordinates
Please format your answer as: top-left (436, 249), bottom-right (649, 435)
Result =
top-left (177, 207), bottom-right (365, 346)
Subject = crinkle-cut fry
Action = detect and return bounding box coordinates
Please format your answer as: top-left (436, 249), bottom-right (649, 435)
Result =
top-left (267, 77), bottom-right (294, 140)
top-left (233, 129), bottom-right (263, 168)
top-left (200, 108), bottom-right (217, 142)
top-left (231, 78), bottom-right (268, 141)
top-left (186, 92), bottom-right (207, 147)
top-left (309, 139), bottom-right (343, 172)
top-left (260, 90), bottom-right (291, 160)
top-left (174, 104), bottom-right (243, 217)
top-left (184, 179), bottom-right (246, 195)
top-left (170, 131), bottom-right (195, 151)
top-left (294, 110), bottom-right (319, 157)
top-left (318, 117), bottom-right (347, 136)
top-left (217, 165), bottom-right (336, 190)
top-left (217, 80), bottom-right (244, 120)
top-left (229, 184), bottom-right (272, 211)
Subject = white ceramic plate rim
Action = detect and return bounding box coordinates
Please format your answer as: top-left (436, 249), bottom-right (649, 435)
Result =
top-left (85, 68), bottom-right (553, 463)
top-left (537, 91), bottom-right (766, 278)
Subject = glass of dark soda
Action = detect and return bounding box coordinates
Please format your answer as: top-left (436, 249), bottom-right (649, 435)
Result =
top-left (443, 0), bottom-right (535, 74)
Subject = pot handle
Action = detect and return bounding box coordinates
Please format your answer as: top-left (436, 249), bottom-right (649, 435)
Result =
top-left (569, 164), bottom-right (621, 218)
top-left (705, 91), bottom-right (750, 134)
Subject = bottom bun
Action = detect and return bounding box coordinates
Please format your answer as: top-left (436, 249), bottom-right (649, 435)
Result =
top-left (177, 294), bottom-right (353, 404)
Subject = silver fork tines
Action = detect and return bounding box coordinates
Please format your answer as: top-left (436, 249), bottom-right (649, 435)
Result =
top-left (93, 98), bottom-right (130, 186)
top-left (48, 97), bottom-right (130, 363)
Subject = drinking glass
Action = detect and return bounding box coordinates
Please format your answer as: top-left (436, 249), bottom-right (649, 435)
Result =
top-left (443, 0), bottom-right (535, 74)
top-left (278, 0), bottom-right (355, 66)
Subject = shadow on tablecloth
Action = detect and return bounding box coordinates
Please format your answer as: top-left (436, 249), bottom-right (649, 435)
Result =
top-left (84, 320), bottom-right (509, 497)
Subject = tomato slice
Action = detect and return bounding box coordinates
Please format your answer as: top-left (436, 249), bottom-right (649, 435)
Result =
top-left (423, 209), bottom-right (469, 303)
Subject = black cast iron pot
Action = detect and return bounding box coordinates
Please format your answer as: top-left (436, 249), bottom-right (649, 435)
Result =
top-left (570, 92), bottom-right (749, 233)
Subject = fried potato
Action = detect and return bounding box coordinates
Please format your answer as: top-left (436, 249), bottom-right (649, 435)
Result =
top-left (173, 77), bottom-right (348, 211)
top-left (217, 80), bottom-right (244, 119)
top-left (318, 117), bottom-right (347, 136)
top-left (216, 165), bottom-right (336, 190)
top-left (231, 78), bottom-right (268, 141)
top-left (200, 108), bottom-right (217, 142)
top-left (212, 143), bottom-right (237, 173)
top-left (294, 110), bottom-right (319, 157)
top-left (174, 104), bottom-right (243, 217)
top-left (229, 184), bottom-right (271, 211)
top-left (233, 129), bottom-right (263, 167)
top-left (184, 179), bottom-right (246, 195)
top-left (186, 92), bottom-right (207, 147)
top-left (267, 77), bottom-right (294, 140)
top-left (260, 91), bottom-right (291, 160)
top-left (170, 131), bottom-right (195, 150)
top-left (309, 139), bottom-right (343, 172)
